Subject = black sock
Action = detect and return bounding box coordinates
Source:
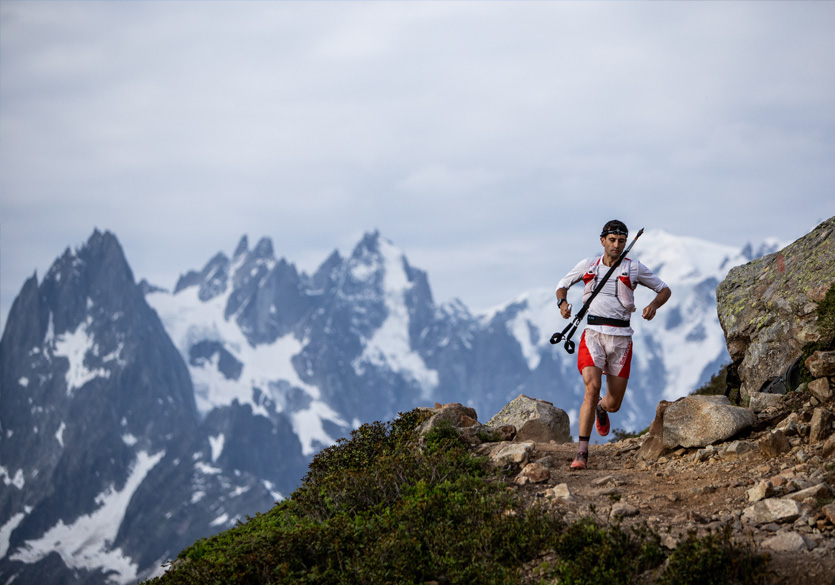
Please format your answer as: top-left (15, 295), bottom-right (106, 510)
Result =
top-left (578, 435), bottom-right (590, 454)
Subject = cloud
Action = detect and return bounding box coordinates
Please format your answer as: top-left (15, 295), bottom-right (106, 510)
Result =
top-left (2, 1), bottom-right (835, 327)
top-left (397, 164), bottom-right (503, 197)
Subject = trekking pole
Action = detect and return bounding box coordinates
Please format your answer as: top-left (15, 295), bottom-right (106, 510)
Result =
top-left (550, 228), bottom-right (644, 354)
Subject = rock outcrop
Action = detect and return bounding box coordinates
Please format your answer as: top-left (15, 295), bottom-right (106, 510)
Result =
top-left (486, 394), bottom-right (571, 444)
top-left (807, 350), bottom-right (835, 407)
top-left (716, 216), bottom-right (835, 399)
top-left (636, 395), bottom-right (756, 459)
top-left (661, 395), bottom-right (756, 448)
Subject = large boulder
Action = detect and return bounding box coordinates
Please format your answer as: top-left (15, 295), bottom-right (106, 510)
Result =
top-left (742, 498), bottom-right (803, 525)
top-left (637, 394), bottom-right (756, 457)
top-left (479, 441), bottom-right (536, 466)
top-left (662, 395), bottom-right (756, 448)
top-left (415, 402), bottom-right (481, 444)
top-left (636, 400), bottom-right (672, 461)
top-left (809, 377), bottom-right (834, 402)
top-left (486, 394), bottom-right (571, 443)
top-left (716, 216), bottom-right (835, 399)
top-left (416, 402), bottom-right (479, 436)
top-left (810, 408), bottom-right (834, 443)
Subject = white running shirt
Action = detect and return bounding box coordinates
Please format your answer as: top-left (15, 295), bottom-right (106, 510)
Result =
top-left (556, 256), bottom-right (668, 336)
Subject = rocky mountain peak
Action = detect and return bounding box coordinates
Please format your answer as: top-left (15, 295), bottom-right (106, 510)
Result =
top-left (38, 230), bottom-right (138, 336)
top-left (344, 230), bottom-right (387, 287)
top-left (354, 229), bottom-right (382, 255)
top-left (233, 235), bottom-right (249, 260)
top-left (251, 236), bottom-right (275, 261)
top-left (0, 229), bottom-right (208, 584)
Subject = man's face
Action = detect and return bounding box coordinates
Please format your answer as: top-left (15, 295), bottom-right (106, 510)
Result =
top-left (600, 234), bottom-right (627, 259)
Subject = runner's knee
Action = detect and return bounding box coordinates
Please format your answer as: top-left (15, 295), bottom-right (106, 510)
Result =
top-left (583, 381), bottom-right (601, 398)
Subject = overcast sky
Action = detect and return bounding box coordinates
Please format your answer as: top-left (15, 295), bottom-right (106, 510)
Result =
top-left (2, 1), bottom-right (834, 331)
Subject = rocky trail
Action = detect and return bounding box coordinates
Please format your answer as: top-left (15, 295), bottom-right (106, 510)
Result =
top-left (454, 217), bottom-right (835, 585)
top-left (484, 390), bottom-right (835, 585)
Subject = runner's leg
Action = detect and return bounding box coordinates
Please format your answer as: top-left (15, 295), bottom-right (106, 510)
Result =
top-left (599, 335), bottom-right (632, 413)
top-left (574, 331), bottom-right (604, 468)
top-left (600, 375), bottom-right (628, 413)
top-left (579, 366), bottom-right (603, 436)
top-left (572, 366), bottom-right (602, 470)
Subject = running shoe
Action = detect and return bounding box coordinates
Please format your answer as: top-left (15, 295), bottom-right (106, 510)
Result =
top-left (570, 451), bottom-right (588, 470)
top-left (595, 404), bottom-right (610, 437)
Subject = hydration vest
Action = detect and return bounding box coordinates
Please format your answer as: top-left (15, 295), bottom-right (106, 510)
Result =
top-left (581, 256), bottom-right (637, 313)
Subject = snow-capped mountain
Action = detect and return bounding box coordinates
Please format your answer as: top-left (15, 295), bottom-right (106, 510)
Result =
top-left (0, 227), bottom-right (778, 584)
top-left (0, 232), bottom-right (305, 585)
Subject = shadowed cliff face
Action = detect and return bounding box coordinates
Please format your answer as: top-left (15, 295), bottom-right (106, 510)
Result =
top-left (717, 216), bottom-right (835, 398)
top-left (0, 231), bottom-right (293, 585)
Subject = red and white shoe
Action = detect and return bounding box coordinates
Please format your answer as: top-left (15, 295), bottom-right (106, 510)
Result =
top-left (570, 451), bottom-right (588, 470)
top-left (595, 404), bottom-right (610, 437)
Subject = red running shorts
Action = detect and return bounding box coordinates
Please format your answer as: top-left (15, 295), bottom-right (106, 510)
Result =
top-left (577, 329), bottom-right (633, 378)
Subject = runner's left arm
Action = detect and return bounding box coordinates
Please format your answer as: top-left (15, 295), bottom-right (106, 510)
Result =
top-left (636, 262), bottom-right (671, 321)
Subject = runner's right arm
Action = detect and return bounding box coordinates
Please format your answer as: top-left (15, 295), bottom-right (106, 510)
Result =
top-left (555, 258), bottom-right (588, 319)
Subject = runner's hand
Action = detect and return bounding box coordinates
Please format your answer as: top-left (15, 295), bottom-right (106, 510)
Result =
top-left (561, 303), bottom-right (572, 319)
top-left (642, 305), bottom-right (657, 320)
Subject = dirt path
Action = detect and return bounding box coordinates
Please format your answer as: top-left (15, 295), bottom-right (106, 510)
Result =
top-left (510, 420), bottom-right (835, 584)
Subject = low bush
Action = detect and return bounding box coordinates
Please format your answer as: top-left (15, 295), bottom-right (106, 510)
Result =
top-left (658, 526), bottom-right (770, 585)
top-left (540, 519), bottom-right (664, 585)
top-left (611, 427), bottom-right (649, 442)
top-left (692, 364), bottom-right (730, 396)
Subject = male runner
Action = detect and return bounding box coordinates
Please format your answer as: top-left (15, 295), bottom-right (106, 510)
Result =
top-left (555, 220), bottom-right (671, 470)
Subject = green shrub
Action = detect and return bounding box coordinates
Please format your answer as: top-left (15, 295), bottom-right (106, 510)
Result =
top-left (146, 409), bottom-right (565, 585)
top-left (538, 519), bottom-right (664, 585)
top-left (611, 427), bottom-right (649, 442)
top-left (692, 364), bottom-right (730, 396)
top-left (658, 526), bottom-right (770, 585)
top-left (422, 418), bottom-right (463, 453)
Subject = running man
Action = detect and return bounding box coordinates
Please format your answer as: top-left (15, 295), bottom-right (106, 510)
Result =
top-left (555, 220), bottom-right (671, 470)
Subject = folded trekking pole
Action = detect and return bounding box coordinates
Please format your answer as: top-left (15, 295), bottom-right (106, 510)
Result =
top-left (550, 228), bottom-right (644, 354)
